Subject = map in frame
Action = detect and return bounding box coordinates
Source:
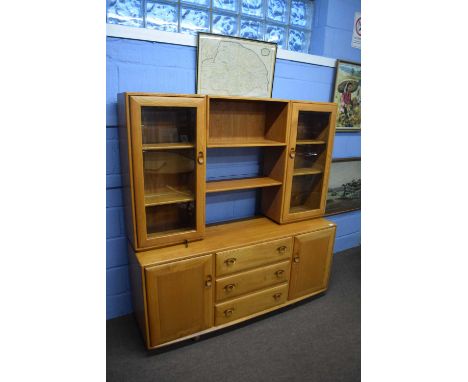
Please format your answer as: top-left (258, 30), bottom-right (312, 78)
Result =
top-left (197, 33), bottom-right (277, 97)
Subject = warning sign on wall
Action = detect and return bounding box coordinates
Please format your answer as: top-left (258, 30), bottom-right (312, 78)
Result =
top-left (351, 12), bottom-right (361, 49)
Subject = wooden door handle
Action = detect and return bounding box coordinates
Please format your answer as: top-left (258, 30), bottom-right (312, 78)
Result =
top-left (224, 308), bottom-right (235, 317)
top-left (205, 275), bottom-right (212, 288)
top-left (289, 148), bottom-right (296, 159)
top-left (273, 293), bottom-right (282, 301)
top-left (197, 151), bottom-right (204, 165)
top-left (293, 255), bottom-right (300, 263)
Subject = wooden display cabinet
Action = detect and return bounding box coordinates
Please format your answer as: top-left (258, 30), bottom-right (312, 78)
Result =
top-left (282, 102), bottom-right (337, 222)
top-left (118, 94), bottom-right (206, 250)
top-left (118, 93), bottom-right (340, 349)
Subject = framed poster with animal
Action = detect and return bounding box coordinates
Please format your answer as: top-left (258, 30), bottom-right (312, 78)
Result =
top-left (331, 60), bottom-right (361, 131)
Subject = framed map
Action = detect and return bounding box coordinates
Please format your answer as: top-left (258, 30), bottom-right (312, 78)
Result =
top-left (197, 33), bottom-right (277, 97)
top-left (325, 157), bottom-right (361, 215)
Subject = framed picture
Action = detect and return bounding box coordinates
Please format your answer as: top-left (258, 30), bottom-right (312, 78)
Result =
top-left (331, 60), bottom-right (361, 131)
top-left (325, 157), bottom-right (361, 215)
top-left (196, 33), bottom-right (277, 98)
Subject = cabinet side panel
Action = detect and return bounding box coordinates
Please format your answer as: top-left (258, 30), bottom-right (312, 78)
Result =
top-left (195, 97), bottom-right (206, 238)
top-left (318, 104), bottom-right (337, 214)
top-left (128, 244), bottom-right (150, 347)
top-left (118, 93), bottom-right (137, 248)
top-left (261, 147), bottom-right (287, 222)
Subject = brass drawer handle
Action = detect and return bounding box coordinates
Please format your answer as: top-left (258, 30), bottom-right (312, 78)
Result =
top-left (276, 245), bottom-right (287, 254)
top-left (197, 151), bottom-right (204, 165)
top-left (275, 270), bottom-right (285, 278)
top-left (224, 257), bottom-right (237, 266)
top-left (293, 255), bottom-right (300, 263)
top-left (273, 293), bottom-right (282, 301)
top-left (205, 275), bottom-right (212, 288)
top-left (224, 308), bottom-right (235, 317)
top-left (224, 283), bottom-right (236, 292)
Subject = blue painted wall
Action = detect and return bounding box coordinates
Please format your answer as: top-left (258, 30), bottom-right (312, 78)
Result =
top-left (106, 0), bottom-right (361, 319)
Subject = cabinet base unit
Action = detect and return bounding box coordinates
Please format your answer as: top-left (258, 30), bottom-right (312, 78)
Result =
top-left (129, 216), bottom-right (336, 349)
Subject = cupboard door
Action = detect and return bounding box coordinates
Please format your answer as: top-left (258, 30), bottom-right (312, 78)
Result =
top-left (129, 96), bottom-right (206, 249)
top-left (282, 102), bottom-right (336, 222)
top-left (288, 228), bottom-right (335, 300)
top-left (145, 255), bottom-right (213, 347)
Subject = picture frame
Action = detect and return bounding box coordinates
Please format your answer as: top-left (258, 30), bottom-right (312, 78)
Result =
top-left (331, 60), bottom-right (361, 131)
top-left (325, 157), bottom-right (361, 215)
top-left (196, 32), bottom-right (277, 98)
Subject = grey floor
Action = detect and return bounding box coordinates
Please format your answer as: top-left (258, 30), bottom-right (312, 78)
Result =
top-left (107, 246), bottom-right (361, 382)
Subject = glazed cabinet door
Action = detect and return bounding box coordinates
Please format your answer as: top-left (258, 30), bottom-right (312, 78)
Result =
top-left (282, 102), bottom-right (336, 222)
top-left (145, 254), bottom-right (214, 347)
top-left (129, 96), bottom-right (206, 249)
top-left (288, 227), bottom-right (336, 300)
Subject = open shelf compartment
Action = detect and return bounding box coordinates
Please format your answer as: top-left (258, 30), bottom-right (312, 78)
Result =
top-left (208, 98), bottom-right (289, 147)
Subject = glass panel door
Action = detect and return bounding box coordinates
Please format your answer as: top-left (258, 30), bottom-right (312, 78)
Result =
top-left (144, 148), bottom-right (196, 236)
top-left (129, 96), bottom-right (206, 248)
top-left (283, 103), bottom-right (336, 222)
top-left (289, 110), bottom-right (329, 213)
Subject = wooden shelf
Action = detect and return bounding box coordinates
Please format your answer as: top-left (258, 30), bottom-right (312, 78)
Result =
top-left (142, 143), bottom-right (194, 151)
top-left (208, 139), bottom-right (286, 148)
top-left (145, 189), bottom-right (194, 207)
top-left (289, 205), bottom-right (316, 214)
top-left (147, 227), bottom-right (196, 239)
top-left (296, 140), bottom-right (326, 145)
top-left (293, 167), bottom-right (323, 176)
top-left (206, 177), bottom-right (282, 193)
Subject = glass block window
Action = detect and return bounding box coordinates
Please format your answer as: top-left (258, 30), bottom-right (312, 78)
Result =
top-left (107, 0), bottom-right (314, 53)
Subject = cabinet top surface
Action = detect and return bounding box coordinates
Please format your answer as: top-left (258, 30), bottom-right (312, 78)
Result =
top-left (121, 92), bottom-right (337, 107)
top-left (135, 217), bottom-right (336, 268)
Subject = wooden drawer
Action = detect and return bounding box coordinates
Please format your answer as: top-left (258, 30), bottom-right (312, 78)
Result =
top-left (216, 237), bottom-right (293, 276)
top-left (215, 283), bottom-right (289, 325)
top-left (216, 260), bottom-right (291, 301)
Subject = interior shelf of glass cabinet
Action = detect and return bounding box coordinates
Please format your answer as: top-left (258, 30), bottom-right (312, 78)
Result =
top-left (142, 143), bottom-right (194, 151)
top-left (290, 205), bottom-right (319, 214)
top-left (206, 177), bottom-right (282, 193)
top-left (147, 227), bottom-right (196, 239)
top-left (207, 138), bottom-right (286, 148)
top-left (296, 140), bottom-right (326, 145)
top-left (293, 167), bottom-right (323, 176)
top-left (144, 190), bottom-right (194, 207)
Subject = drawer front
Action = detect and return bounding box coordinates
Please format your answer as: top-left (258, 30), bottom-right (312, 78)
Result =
top-left (215, 283), bottom-right (289, 325)
top-left (216, 260), bottom-right (291, 301)
top-left (216, 237), bottom-right (293, 276)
